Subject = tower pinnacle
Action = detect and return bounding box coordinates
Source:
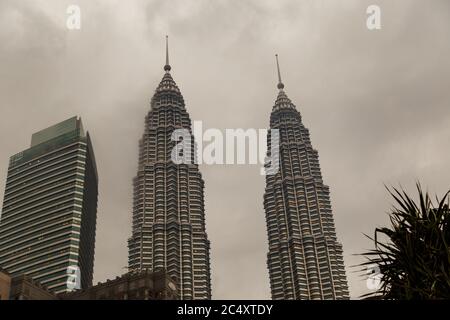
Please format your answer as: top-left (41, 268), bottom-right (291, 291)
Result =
top-left (275, 54), bottom-right (284, 90)
top-left (164, 35), bottom-right (171, 72)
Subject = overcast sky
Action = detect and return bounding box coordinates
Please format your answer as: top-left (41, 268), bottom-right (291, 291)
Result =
top-left (1, 0), bottom-right (449, 299)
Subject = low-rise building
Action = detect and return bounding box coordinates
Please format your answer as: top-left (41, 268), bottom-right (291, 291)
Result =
top-left (0, 269), bottom-right (11, 300)
top-left (0, 269), bottom-right (176, 300)
top-left (60, 269), bottom-right (177, 300)
top-left (9, 274), bottom-right (56, 300)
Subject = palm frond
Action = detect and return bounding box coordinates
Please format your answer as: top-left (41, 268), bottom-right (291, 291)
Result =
top-left (357, 183), bottom-right (450, 300)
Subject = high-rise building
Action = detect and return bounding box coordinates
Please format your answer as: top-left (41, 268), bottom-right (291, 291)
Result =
top-left (0, 117), bottom-right (98, 294)
top-left (263, 55), bottom-right (349, 300)
top-left (127, 37), bottom-right (211, 299)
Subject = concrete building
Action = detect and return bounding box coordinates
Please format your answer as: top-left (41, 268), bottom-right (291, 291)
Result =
top-left (127, 37), bottom-right (212, 299)
top-left (9, 274), bottom-right (57, 300)
top-left (0, 269), bottom-right (175, 300)
top-left (263, 55), bottom-right (349, 299)
top-left (60, 270), bottom-right (177, 300)
top-left (0, 269), bottom-right (11, 300)
top-left (0, 117), bottom-right (98, 294)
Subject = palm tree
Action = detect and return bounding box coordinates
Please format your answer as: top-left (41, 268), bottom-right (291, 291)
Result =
top-left (360, 183), bottom-right (450, 299)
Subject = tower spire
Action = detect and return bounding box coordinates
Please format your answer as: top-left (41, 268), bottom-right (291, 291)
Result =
top-left (164, 35), bottom-right (171, 72)
top-left (275, 54), bottom-right (284, 90)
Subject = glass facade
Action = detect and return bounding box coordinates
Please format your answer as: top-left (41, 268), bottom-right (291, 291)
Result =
top-left (0, 117), bottom-right (98, 294)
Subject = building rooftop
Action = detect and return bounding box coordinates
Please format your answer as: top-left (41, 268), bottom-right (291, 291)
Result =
top-left (9, 116), bottom-right (85, 167)
top-left (31, 116), bottom-right (84, 147)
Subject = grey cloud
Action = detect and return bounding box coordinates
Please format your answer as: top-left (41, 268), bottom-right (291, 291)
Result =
top-left (1, 0), bottom-right (449, 299)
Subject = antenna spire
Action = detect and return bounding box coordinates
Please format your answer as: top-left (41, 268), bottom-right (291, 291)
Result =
top-left (164, 35), bottom-right (171, 72)
top-left (275, 54), bottom-right (284, 90)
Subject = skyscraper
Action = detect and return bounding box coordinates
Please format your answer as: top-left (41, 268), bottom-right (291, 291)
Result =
top-left (127, 37), bottom-right (211, 300)
top-left (263, 55), bottom-right (349, 300)
top-left (0, 117), bottom-right (98, 294)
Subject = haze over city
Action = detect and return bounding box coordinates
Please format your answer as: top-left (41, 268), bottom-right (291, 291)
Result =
top-left (1, 0), bottom-right (449, 299)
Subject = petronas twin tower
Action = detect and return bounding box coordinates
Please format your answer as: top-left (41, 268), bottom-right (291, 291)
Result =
top-left (128, 37), bottom-right (211, 299)
top-left (264, 56), bottom-right (349, 300)
top-left (127, 37), bottom-right (349, 300)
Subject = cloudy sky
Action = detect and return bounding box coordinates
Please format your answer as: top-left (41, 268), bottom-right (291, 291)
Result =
top-left (1, 0), bottom-right (449, 299)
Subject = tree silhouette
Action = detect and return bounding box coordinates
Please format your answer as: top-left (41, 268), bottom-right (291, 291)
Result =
top-left (360, 183), bottom-right (450, 299)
